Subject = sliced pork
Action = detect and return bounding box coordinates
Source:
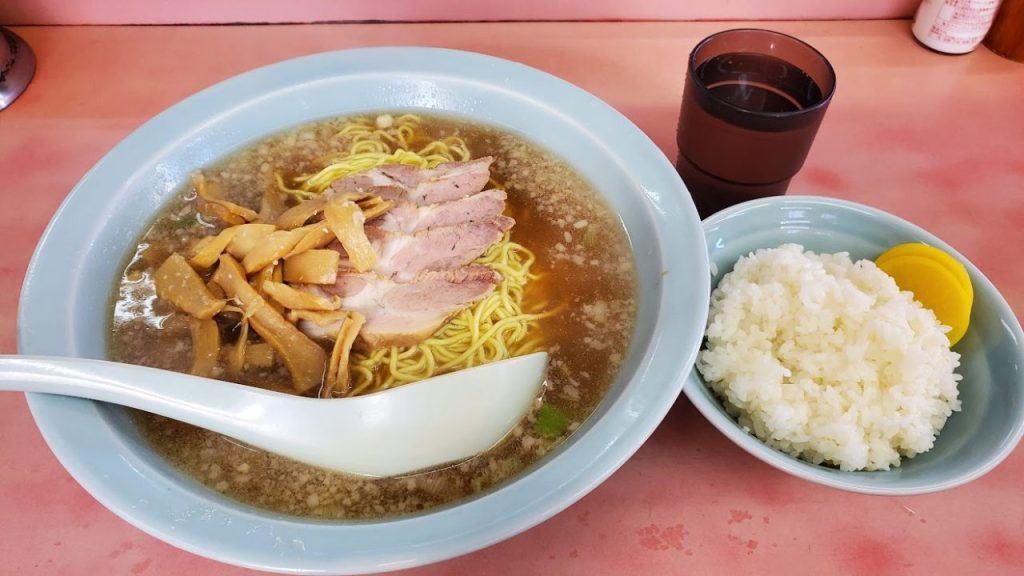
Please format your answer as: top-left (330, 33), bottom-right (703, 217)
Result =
top-left (301, 157), bottom-right (512, 349)
top-left (300, 265), bottom-right (502, 348)
top-left (330, 157), bottom-right (494, 205)
top-left (373, 188), bottom-right (508, 234)
top-left (364, 216), bottom-right (514, 281)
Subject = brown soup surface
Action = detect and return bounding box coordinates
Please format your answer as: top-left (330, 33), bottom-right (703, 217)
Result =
top-left (109, 114), bottom-right (636, 519)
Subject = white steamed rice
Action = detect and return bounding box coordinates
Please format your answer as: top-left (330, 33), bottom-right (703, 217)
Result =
top-left (697, 244), bottom-right (962, 471)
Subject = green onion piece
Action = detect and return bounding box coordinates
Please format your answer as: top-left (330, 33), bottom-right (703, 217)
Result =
top-left (534, 404), bottom-right (569, 439)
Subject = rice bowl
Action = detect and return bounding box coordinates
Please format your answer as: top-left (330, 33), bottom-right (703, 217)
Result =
top-left (698, 243), bottom-right (962, 471)
top-left (686, 195), bottom-right (1024, 495)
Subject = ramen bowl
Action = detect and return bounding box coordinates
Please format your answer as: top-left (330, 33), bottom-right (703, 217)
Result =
top-left (684, 195), bottom-right (1024, 495)
top-left (17, 48), bottom-right (709, 573)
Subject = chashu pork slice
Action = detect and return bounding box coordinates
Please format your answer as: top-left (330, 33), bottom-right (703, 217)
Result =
top-left (330, 157), bottom-right (494, 205)
top-left (298, 265), bottom-right (503, 348)
top-left (372, 188), bottom-right (508, 234)
top-left (358, 216), bottom-right (514, 282)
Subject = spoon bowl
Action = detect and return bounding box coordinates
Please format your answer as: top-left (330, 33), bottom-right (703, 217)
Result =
top-left (0, 352), bottom-right (548, 477)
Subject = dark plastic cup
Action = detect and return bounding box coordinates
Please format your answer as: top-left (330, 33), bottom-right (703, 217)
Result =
top-left (676, 29), bottom-right (836, 219)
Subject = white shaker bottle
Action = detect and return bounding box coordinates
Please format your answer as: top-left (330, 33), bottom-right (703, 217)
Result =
top-left (912, 0), bottom-right (1003, 54)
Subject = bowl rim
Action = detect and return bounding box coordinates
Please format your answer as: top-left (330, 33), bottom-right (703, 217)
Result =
top-left (683, 194), bottom-right (1024, 496)
top-left (17, 46), bottom-right (709, 573)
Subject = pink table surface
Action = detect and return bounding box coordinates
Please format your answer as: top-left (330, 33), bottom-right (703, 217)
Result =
top-left (0, 0), bottom-right (918, 25)
top-left (2, 21), bottom-right (1023, 576)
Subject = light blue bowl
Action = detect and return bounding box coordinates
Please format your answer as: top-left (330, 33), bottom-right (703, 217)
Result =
top-left (684, 195), bottom-right (1024, 495)
top-left (17, 48), bottom-right (708, 572)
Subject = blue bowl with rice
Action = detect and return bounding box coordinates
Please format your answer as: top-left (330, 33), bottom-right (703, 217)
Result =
top-left (684, 195), bottom-right (1024, 495)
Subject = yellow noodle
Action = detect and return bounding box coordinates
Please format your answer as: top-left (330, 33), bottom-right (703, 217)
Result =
top-left (275, 115), bottom-right (471, 197)
top-left (349, 232), bottom-right (550, 395)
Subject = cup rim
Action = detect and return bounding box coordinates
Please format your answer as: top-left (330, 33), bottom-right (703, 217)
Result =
top-left (688, 28), bottom-right (837, 120)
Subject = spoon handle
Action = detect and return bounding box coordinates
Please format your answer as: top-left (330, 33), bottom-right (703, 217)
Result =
top-left (0, 355), bottom-right (284, 434)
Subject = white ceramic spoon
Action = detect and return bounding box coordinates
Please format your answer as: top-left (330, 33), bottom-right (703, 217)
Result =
top-left (0, 352), bottom-right (547, 477)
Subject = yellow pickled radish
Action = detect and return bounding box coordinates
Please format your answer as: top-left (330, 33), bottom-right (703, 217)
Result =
top-left (876, 242), bottom-right (973, 302)
top-left (875, 244), bottom-right (973, 346)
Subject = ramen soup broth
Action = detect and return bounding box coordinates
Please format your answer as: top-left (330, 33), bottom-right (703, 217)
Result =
top-left (109, 113), bottom-right (637, 519)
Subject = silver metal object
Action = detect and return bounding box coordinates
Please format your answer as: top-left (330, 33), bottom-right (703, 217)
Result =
top-left (1, 27), bottom-right (36, 111)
